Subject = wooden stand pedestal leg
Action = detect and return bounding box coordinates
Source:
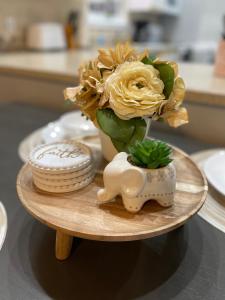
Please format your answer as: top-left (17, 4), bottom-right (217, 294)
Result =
top-left (55, 230), bottom-right (73, 260)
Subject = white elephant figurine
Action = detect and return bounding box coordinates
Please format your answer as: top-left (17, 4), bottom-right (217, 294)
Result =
top-left (97, 152), bottom-right (176, 213)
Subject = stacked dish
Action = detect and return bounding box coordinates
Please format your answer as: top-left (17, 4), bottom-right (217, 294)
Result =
top-left (29, 141), bottom-right (94, 193)
top-left (42, 111), bottom-right (98, 144)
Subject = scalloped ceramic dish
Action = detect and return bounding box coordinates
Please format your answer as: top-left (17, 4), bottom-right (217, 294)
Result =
top-left (204, 151), bottom-right (225, 196)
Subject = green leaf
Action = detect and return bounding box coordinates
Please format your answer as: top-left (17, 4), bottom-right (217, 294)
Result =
top-left (154, 63), bottom-right (175, 99)
top-left (147, 161), bottom-right (160, 169)
top-left (96, 108), bottom-right (146, 152)
top-left (96, 108), bottom-right (133, 142)
top-left (112, 140), bottom-right (126, 152)
top-left (126, 118), bottom-right (146, 148)
top-left (64, 99), bottom-right (74, 107)
top-left (141, 56), bottom-right (154, 65)
top-left (142, 54), bottom-right (157, 65)
top-left (142, 56), bottom-right (175, 99)
top-left (130, 155), bottom-right (144, 167)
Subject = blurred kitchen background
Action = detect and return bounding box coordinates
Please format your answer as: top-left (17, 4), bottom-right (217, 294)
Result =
top-left (0, 0), bottom-right (224, 62)
top-left (0, 0), bottom-right (225, 146)
top-left (2, 3), bottom-right (225, 299)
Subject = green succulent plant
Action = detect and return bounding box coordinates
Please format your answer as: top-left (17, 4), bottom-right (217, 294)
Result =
top-left (128, 139), bottom-right (173, 169)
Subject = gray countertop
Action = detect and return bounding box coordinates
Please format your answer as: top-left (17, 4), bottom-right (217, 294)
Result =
top-left (0, 103), bottom-right (225, 300)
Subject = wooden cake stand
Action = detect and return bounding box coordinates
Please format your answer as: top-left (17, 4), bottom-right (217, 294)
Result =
top-left (16, 146), bottom-right (207, 260)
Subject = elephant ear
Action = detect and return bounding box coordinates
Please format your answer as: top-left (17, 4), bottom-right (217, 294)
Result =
top-left (113, 152), bottom-right (128, 161)
top-left (121, 167), bottom-right (146, 198)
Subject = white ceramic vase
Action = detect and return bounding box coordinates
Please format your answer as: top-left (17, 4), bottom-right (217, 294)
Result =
top-left (98, 130), bottom-right (118, 161)
top-left (97, 152), bottom-right (176, 213)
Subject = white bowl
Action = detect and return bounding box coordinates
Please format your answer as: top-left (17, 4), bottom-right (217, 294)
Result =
top-left (42, 121), bottom-right (67, 144)
top-left (41, 111), bottom-right (98, 144)
top-left (59, 111), bottom-right (97, 137)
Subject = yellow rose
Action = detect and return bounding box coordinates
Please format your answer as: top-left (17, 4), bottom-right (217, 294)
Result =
top-left (104, 61), bottom-right (165, 120)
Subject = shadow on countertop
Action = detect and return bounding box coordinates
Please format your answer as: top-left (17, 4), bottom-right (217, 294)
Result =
top-left (7, 210), bottom-right (219, 300)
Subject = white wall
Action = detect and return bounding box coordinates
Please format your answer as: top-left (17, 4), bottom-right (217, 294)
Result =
top-left (173, 0), bottom-right (225, 44)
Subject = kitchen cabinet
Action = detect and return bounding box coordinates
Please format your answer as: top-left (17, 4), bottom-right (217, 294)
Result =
top-left (128, 0), bottom-right (182, 16)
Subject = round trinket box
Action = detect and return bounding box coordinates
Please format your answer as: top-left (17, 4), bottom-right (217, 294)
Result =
top-left (29, 141), bottom-right (94, 193)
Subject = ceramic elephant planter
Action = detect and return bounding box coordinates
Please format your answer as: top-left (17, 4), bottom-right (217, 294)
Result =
top-left (97, 152), bottom-right (176, 213)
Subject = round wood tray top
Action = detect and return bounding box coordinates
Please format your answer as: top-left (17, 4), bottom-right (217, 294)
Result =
top-left (16, 146), bottom-right (208, 241)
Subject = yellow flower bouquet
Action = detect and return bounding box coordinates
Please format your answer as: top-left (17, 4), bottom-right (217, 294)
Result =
top-left (64, 42), bottom-right (188, 152)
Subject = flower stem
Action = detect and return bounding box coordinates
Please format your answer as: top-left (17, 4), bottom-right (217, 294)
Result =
top-left (144, 118), bottom-right (152, 140)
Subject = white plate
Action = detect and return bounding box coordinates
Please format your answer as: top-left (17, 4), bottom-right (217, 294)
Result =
top-left (18, 126), bottom-right (101, 163)
top-left (18, 127), bottom-right (44, 162)
top-left (0, 202), bottom-right (7, 251)
top-left (59, 111), bottom-right (97, 137)
top-left (191, 148), bottom-right (225, 233)
top-left (204, 151), bottom-right (225, 196)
